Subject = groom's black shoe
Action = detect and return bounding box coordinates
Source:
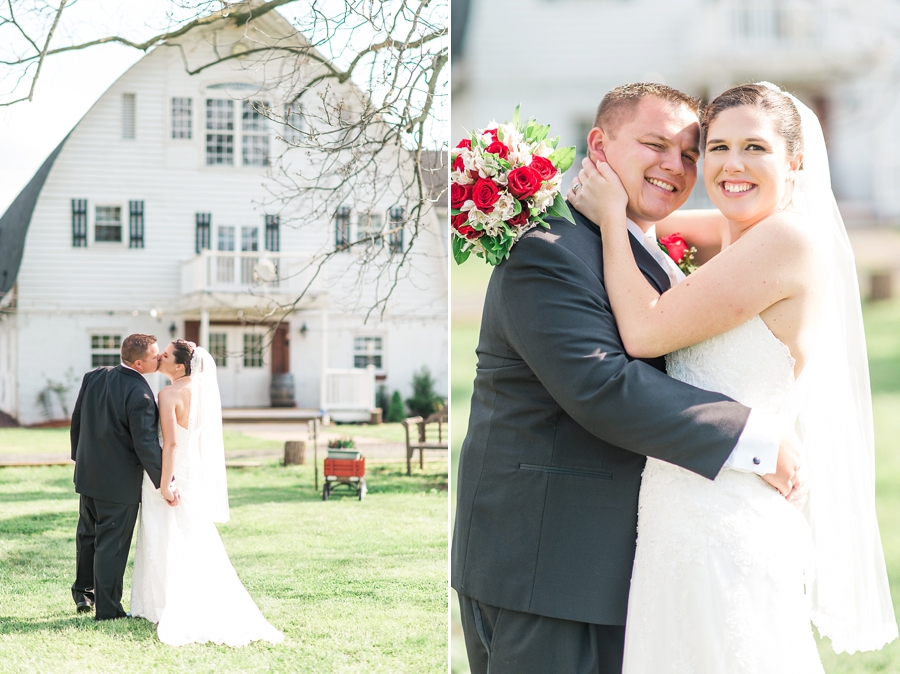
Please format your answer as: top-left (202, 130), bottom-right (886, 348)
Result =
top-left (75, 600), bottom-right (93, 614)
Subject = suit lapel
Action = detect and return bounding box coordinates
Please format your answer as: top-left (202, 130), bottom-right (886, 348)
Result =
top-left (627, 231), bottom-right (671, 294)
top-left (568, 204), bottom-right (671, 294)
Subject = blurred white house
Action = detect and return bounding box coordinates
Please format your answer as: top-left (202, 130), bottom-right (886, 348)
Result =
top-left (0, 9), bottom-right (447, 425)
top-left (453, 0), bottom-right (900, 224)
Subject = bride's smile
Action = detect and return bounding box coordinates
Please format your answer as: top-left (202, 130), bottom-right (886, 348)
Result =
top-left (704, 104), bottom-right (801, 231)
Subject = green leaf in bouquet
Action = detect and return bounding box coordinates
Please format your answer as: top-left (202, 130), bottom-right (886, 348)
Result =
top-left (452, 235), bottom-right (471, 265)
top-left (451, 207), bottom-right (462, 216)
top-left (512, 199), bottom-right (523, 216)
top-left (532, 125), bottom-right (549, 143)
top-left (512, 105), bottom-right (521, 130)
top-left (545, 192), bottom-right (577, 224)
top-left (497, 158), bottom-right (512, 171)
top-left (547, 134), bottom-right (560, 149)
top-left (549, 146), bottom-right (576, 173)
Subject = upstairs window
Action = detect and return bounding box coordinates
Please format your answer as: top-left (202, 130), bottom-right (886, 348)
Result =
top-left (360, 210), bottom-right (383, 244)
top-left (242, 100), bottom-right (270, 166)
top-left (129, 201), bottom-right (144, 248)
top-left (195, 213), bottom-right (211, 253)
top-left (172, 97), bottom-right (192, 139)
top-left (91, 334), bottom-right (122, 367)
top-left (95, 206), bottom-right (122, 243)
top-left (388, 206), bottom-right (405, 253)
top-left (334, 206), bottom-right (351, 249)
top-left (122, 93), bottom-right (136, 140)
top-left (265, 215), bottom-right (280, 252)
top-left (354, 336), bottom-right (383, 369)
top-left (72, 199), bottom-right (87, 247)
top-left (206, 99), bottom-right (234, 165)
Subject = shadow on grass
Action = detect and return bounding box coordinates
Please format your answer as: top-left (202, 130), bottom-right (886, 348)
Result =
top-left (0, 614), bottom-right (158, 640)
top-left (0, 510), bottom-right (75, 536)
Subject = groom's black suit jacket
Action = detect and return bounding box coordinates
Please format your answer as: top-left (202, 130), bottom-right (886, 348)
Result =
top-left (71, 365), bottom-right (163, 505)
top-left (451, 206), bottom-right (752, 627)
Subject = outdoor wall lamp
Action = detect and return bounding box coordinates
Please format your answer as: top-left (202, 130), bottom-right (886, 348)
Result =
top-left (299, 323), bottom-right (308, 338)
top-left (169, 322), bottom-right (177, 339)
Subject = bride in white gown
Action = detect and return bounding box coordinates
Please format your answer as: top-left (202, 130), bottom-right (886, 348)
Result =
top-left (569, 83), bottom-right (896, 671)
top-left (131, 339), bottom-right (284, 647)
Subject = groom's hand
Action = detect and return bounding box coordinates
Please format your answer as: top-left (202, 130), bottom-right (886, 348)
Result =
top-left (762, 430), bottom-right (802, 499)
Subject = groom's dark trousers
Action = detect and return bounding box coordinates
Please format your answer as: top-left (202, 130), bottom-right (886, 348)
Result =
top-left (70, 365), bottom-right (162, 620)
top-left (451, 206), bottom-right (753, 673)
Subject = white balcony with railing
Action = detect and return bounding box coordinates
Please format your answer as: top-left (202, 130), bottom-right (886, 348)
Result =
top-left (181, 251), bottom-right (321, 299)
top-left (691, 0), bottom-right (882, 77)
top-left (323, 365), bottom-right (376, 423)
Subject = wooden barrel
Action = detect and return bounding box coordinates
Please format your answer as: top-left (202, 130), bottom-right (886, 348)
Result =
top-left (270, 372), bottom-right (295, 407)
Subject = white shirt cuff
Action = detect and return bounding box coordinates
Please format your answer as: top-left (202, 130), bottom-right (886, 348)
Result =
top-left (723, 408), bottom-right (779, 475)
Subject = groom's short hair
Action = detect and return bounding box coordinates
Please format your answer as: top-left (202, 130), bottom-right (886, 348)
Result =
top-left (121, 333), bottom-right (157, 365)
top-left (595, 83), bottom-right (701, 138)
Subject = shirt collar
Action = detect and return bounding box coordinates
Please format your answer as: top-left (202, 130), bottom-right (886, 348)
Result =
top-left (626, 218), bottom-right (656, 243)
top-left (121, 361), bottom-right (149, 382)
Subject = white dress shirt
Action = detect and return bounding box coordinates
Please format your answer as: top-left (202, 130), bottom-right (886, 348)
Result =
top-left (626, 220), bottom-right (779, 475)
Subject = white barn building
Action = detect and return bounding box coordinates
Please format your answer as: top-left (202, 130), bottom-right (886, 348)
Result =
top-left (0, 10), bottom-right (448, 425)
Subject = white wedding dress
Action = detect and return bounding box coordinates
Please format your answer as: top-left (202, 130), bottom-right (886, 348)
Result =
top-left (130, 422), bottom-right (284, 646)
top-left (622, 316), bottom-right (824, 673)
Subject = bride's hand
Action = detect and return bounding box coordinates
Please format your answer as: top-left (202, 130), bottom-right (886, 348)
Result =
top-left (566, 157), bottom-right (629, 229)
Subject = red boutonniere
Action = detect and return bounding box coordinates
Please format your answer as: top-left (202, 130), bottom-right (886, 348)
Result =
top-left (658, 233), bottom-right (699, 275)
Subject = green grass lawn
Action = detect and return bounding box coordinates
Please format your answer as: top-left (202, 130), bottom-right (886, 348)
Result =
top-left (0, 429), bottom-right (285, 457)
top-left (322, 423), bottom-right (407, 443)
top-left (0, 460), bottom-right (448, 673)
top-left (0, 425), bottom-right (408, 458)
top-left (450, 255), bottom-right (900, 673)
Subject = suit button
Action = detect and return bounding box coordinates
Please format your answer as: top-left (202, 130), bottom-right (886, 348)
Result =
top-left (752, 457), bottom-right (761, 465)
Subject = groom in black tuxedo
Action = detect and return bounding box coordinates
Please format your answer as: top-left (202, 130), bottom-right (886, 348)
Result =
top-left (71, 333), bottom-right (174, 620)
top-left (451, 84), bottom-right (800, 673)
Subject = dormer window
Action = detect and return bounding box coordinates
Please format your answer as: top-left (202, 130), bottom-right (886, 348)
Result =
top-left (206, 99), bottom-right (234, 165)
top-left (242, 101), bottom-right (270, 166)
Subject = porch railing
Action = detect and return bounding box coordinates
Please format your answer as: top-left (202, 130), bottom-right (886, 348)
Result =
top-left (181, 251), bottom-right (320, 296)
top-left (323, 365), bottom-right (376, 422)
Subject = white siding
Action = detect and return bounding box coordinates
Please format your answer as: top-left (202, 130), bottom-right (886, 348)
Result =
top-left (7, 17), bottom-right (447, 424)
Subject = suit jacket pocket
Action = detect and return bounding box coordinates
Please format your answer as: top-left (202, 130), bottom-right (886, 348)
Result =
top-left (518, 463), bottom-right (613, 480)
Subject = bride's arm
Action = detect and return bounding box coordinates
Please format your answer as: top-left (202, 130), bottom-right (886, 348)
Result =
top-left (569, 158), bottom-right (816, 359)
top-left (158, 388), bottom-right (179, 502)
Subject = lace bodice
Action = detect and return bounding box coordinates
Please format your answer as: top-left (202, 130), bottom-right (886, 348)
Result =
top-left (666, 315), bottom-right (795, 412)
top-left (623, 315), bottom-right (822, 673)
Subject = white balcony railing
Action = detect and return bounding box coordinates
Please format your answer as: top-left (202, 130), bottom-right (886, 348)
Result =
top-left (181, 251), bottom-right (321, 296)
top-left (323, 365), bottom-right (376, 422)
top-left (693, 0), bottom-right (879, 59)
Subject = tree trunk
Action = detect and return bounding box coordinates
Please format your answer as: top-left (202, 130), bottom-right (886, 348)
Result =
top-left (284, 441), bottom-right (306, 465)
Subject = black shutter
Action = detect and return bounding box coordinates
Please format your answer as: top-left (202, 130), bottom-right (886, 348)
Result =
top-left (196, 213), bottom-right (211, 253)
top-left (334, 206), bottom-right (351, 249)
top-left (129, 200), bottom-right (144, 248)
top-left (265, 215), bottom-right (280, 252)
top-left (72, 199), bottom-right (87, 247)
top-left (389, 206), bottom-right (404, 253)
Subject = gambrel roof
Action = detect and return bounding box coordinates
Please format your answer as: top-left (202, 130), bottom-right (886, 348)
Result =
top-left (0, 136), bottom-right (68, 298)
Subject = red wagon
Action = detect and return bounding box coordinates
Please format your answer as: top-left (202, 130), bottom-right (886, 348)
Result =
top-left (323, 454), bottom-right (366, 501)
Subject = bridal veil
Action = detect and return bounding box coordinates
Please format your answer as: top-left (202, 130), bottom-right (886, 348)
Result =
top-left (768, 82), bottom-right (898, 653)
top-left (188, 346), bottom-right (230, 523)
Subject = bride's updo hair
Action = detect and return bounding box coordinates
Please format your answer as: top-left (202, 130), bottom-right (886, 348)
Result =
top-left (702, 84), bottom-right (803, 161)
top-left (171, 339), bottom-right (196, 376)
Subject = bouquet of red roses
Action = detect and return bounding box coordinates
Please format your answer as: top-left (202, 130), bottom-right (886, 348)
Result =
top-left (451, 107), bottom-right (576, 266)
